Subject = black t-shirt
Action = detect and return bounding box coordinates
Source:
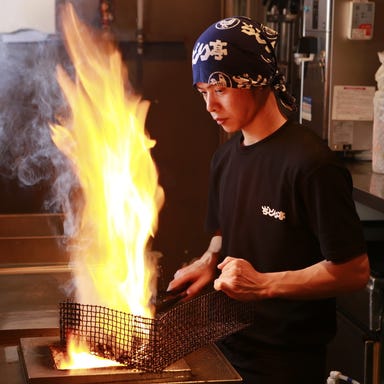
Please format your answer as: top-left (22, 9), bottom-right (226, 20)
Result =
top-left (206, 120), bottom-right (366, 346)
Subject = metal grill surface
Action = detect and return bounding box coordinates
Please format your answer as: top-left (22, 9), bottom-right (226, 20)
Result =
top-left (59, 290), bottom-right (254, 371)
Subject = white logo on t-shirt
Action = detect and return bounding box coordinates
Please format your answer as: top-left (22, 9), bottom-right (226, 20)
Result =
top-left (261, 206), bottom-right (286, 221)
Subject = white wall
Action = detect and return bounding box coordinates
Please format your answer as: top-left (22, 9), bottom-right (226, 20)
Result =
top-left (0, 0), bottom-right (55, 33)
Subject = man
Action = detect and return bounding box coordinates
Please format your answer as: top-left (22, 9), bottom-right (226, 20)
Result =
top-left (167, 17), bottom-right (370, 384)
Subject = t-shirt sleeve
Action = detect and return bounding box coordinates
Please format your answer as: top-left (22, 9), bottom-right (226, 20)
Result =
top-left (301, 163), bottom-right (367, 262)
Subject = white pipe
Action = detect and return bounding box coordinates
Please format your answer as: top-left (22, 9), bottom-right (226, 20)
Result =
top-left (0, 264), bottom-right (72, 275)
top-left (246, 0), bottom-right (251, 16)
top-left (137, 0), bottom-right (144, 54)
top-left (137, 0), bottom-right (144, 32)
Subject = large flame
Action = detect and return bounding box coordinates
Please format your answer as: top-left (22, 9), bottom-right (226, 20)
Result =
top-left (55, 334), bottom-right (123, 370)
top-left (51, 2), bottom-right (164, 326)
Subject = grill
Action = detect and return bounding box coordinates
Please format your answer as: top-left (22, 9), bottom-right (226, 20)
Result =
top-left (15, 290), bottom-right (252, 384)
top-left (18, 336), bottom-right (242, 384)
top-left (0, 213), bottom-right (248, 383)
top-left (59, 290), bottom-right (254, 372)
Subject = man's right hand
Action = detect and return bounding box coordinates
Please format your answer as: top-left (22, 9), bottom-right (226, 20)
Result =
top-left (167, 249), bottom-right (219, 301)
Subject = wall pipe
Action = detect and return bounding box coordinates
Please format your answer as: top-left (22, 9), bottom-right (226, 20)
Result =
top-left (137, 0), bottom-right (144, 55)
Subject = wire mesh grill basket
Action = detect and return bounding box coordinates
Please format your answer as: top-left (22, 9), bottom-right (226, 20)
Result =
top-left (59, 290), bottom-right (254, 371)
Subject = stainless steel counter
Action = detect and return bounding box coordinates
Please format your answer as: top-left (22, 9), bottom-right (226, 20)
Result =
top-left (0, 214), bottom-right (70, 346)
top-left (346, 161), bottom-right (384, 214)
top-left (0, 342), bottom-right (242, 384)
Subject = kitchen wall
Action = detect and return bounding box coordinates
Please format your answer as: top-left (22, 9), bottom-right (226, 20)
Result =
top-left (0, 0), bottom-right (224, 285)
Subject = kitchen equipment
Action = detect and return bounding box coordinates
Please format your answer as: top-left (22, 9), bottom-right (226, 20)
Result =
top-left (14, 290), bottom-right (250, 383)
top-left (0, 214), bottom-right (70, 346)
top-left (17, 336), bottom-right (242, 384)
top-left (326, 220), bottom-right (384, 384)
top-left (265, 0), bottom-right (301, 97)
top-left (297, 0), bottom-right (384, 154)
top-left (59, 290), bottom-right (254, 371)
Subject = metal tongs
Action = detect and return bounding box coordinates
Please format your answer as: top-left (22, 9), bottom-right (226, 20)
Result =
top-left (154, 283), bottom-right (190, 313)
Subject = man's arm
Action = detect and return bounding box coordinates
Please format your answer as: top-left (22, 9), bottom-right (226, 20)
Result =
top-left (167, 235), bottom-right (222, 300)
top-left (214, 253), bottom-right (370, 301)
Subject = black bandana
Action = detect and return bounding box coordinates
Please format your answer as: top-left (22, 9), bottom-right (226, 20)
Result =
top-left (192, 17), bottom-right (296, 114)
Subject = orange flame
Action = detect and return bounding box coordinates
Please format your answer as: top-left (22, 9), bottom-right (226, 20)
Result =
top-left (56, 334), bottom-right (123, 370)
top-left (51, 1), bottom-right (163, 351)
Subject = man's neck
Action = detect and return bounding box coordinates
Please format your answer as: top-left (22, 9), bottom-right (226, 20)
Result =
top-left (242, 92), bottom-right (287, 146)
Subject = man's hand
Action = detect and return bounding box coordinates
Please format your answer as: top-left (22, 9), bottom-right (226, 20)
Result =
top-left (167, 250), bottom-right (219, 301)
top-left (214, 257), bottom-right (269, 301)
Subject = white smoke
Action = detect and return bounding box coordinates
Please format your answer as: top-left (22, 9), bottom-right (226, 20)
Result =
top-left (0, 36), bottom-right (81, 230)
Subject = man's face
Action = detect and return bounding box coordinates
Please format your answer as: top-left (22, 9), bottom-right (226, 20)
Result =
top-left (196, 83), bottom-right (265, 133)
